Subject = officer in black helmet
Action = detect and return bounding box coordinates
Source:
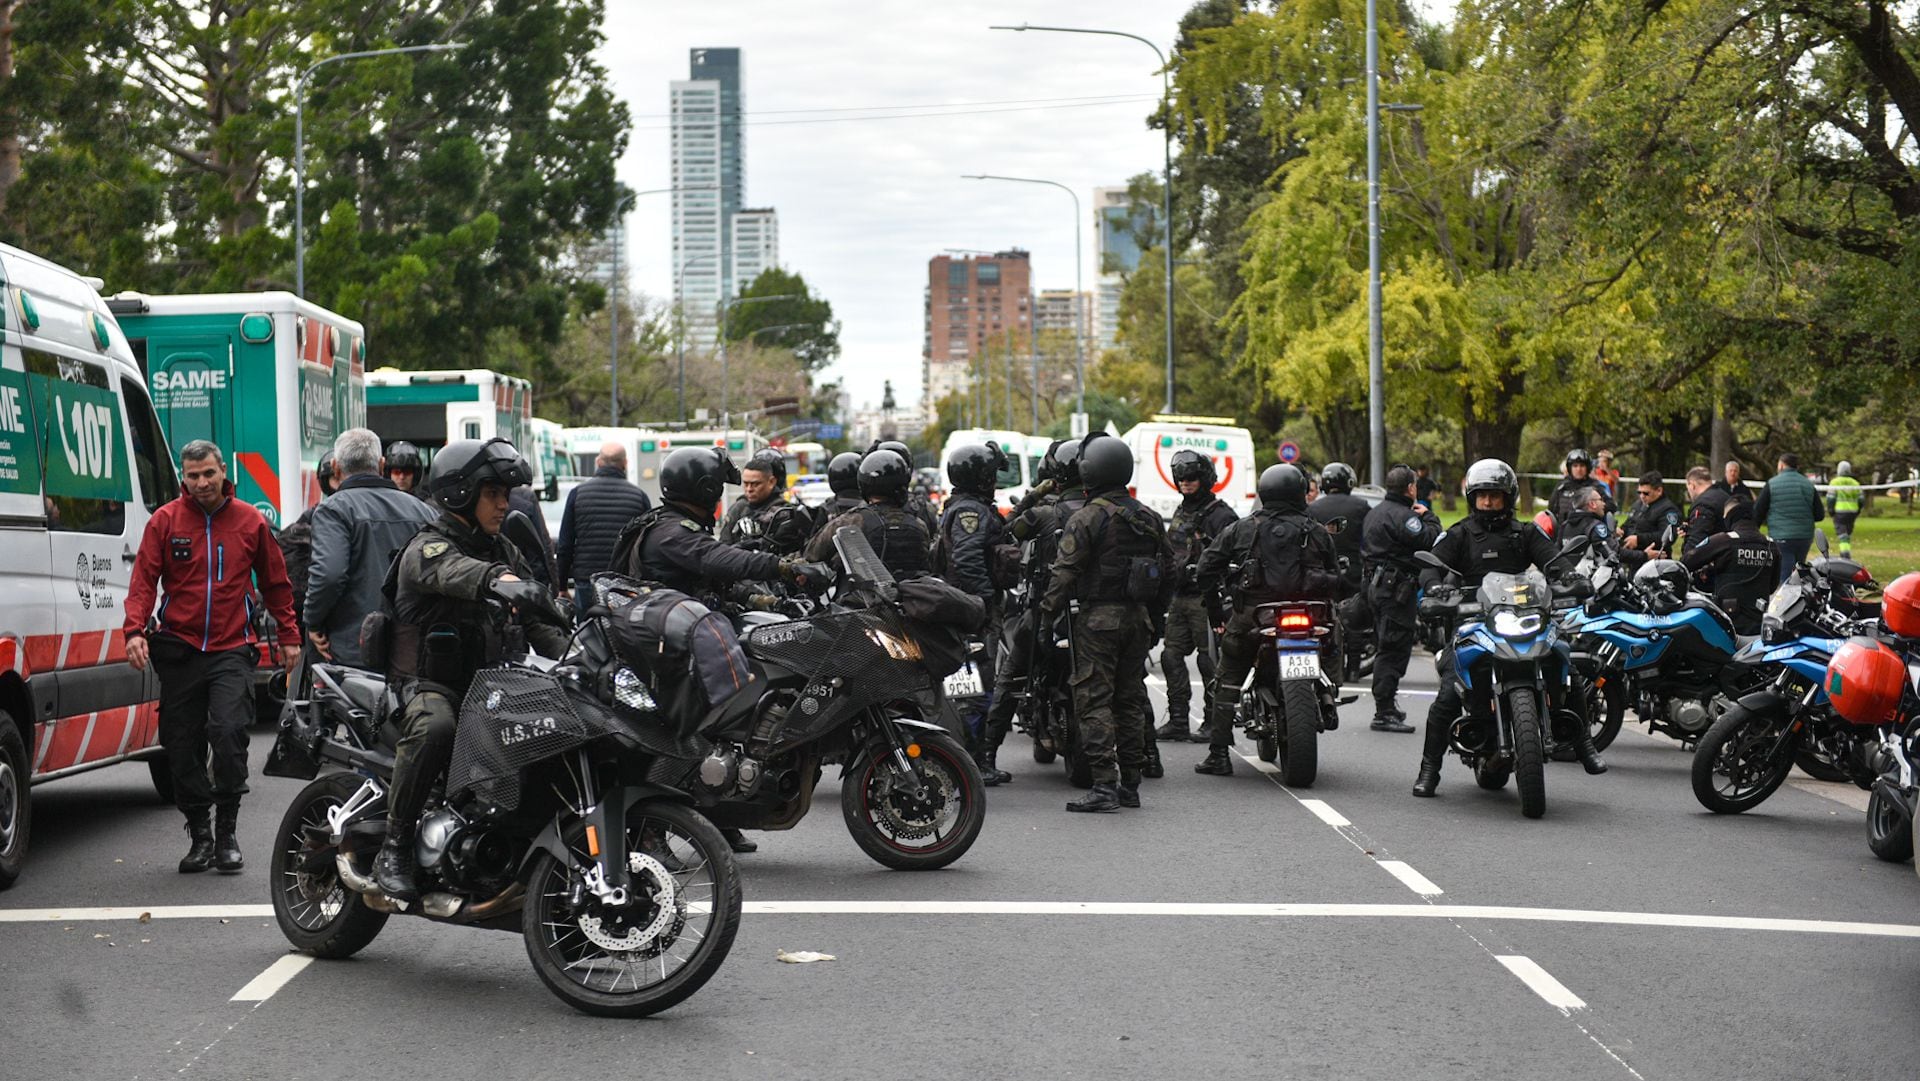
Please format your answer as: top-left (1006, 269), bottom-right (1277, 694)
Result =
top-left (935, 442), bottom-right (1013, 782)
top-left (809, 451), bottom-right (865, 538)
top-left (1044, 436), bottom-right (1173, 812)
top-left (617, 446), bottom-right (831, 603)
top-left (807, 448), bottom-right (933, 580)
top-left (720, 448), bottom-right (813, 556)
top-left (980, 439), bottom-right (1077, 747)
top-left (1411, 458), bottom-right (1606, 798)
top-left (384, 440), bottom-right (426, 500)
top-left (1361, 463), bottom-right (1439, 732)
top-left (1192, 464), bottom-right (1343, 775)
top-left (1308, 463), bottom-right (1370, 587)
top-left (373, 438), bottom-right (574, 900)
top-left (1156, 449), bottom-right (1240, 742)
top-left (869, 439), bottom-right (939, 532)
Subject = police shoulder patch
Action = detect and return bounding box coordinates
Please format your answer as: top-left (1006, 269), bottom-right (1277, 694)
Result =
top-left (679, 519), bottom-right (701, 532)
top-left (1059, 533), bottom-right (1078, 556)
top-left (959, 511), bottom-right (981, 535)
top-left (1596, 522), bottom-right (1612, 537)
top-left (1405, 516), bottom-right (1423, 534)
top-left (421, 540), bottom-right (449, 559)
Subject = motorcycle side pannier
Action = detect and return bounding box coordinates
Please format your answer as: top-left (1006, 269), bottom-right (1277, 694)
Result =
top-left (605, 587), bottom-right (752, 732)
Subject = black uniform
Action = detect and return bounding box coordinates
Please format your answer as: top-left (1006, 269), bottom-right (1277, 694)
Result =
top-left (1194, 505), bottom-right (1342, 752)
top-left (1416, 515), bottom-right (1561, 770)
top-left (933, 490), bottom-right (1007, 747)
top-left (386, 513), bottom-right (572, 833)
top-left (624, 502), bottom-right (786, 599)
top-left (1559, 506), bottom-right (1616, 558)
top-left (1682, 486), bottom-right (1730, 555)
top-left (984, 484), bottom-right (1082, 739)
top-left (807, 499), bottom-right (932, 579)
top-left (1162, 492), bottom-right (1240, 731)
top-left (1361, 493), bottom-right (1441, 720)
top-left (1549, 475), bottom-right (1613, 525)
top-left (1042, 490), bottom-right (1173, 786)
top-left (809, 494), bottom-right (863, 539)
top-left (1682, 521), bottom-right (1778, 634)
top-left (1307, 491), bottom-right (1371, 583)
top-left (1622, 495), bottom-right (1682, 556)
top-left (720, 493), bottom-right (812, 556)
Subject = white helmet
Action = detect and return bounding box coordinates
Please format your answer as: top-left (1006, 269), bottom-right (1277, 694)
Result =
top-left (1837, 460), bottom-right (1853, 477)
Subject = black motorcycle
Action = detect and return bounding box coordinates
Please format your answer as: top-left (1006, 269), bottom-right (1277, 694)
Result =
top-left (265, 586), bottom-right (742, 1018)
top-left (1239, 599), bottom-right (1339, 786)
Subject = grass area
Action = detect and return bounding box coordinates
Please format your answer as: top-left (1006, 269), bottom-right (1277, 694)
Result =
top-left (1837, 512), bottom-right (1920, 580)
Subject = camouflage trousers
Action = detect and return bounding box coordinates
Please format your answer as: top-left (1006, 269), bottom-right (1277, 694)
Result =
top-left (1070, 602), bottom-right (1153, 785)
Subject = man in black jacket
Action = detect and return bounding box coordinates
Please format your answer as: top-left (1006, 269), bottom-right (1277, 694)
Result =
top-left (557, 441), bottom-right (652, 617)
top-left (1620, 471), bottom-right (1682, 567)
top-left (721, 449), bottom-right (812, 556)
top-left (935, 442), bottom-right (1011, 782)
top-left (305, 429), bottom-right (436, 668)
top-left (1361, 465), bottom-right (1439, 732)
top-left (1680, 466), bottom-right (1727, 556)
top-left (1682, 501), bottom-right (1777, 634)
top-left (1157, 450), bottom-right (1241, 742)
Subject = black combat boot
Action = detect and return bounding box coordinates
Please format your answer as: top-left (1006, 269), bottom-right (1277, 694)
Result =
top-left (374, 826), bottom-right (420, 901)
top-left (1573, 729), bottom-right (1609, 776)
top-left (1371, 711), bottom-right (1415, 733)
top-left (213, 804), bottom-right (244, 872)
top-left (1153, 718), bottom-right (1190, 741)
top-left (1116, 771), bottom-right (1142, 808)
top-left (1411, 757), bottom-right (1443, 797)
top-left (1066, 783), bottom-right (1122, 813)
top-left (178, 808), bottom-right (215, 874)
top-left (977, 748), bottom-right (1011, 786)
top-left (1194, 748), bottom-right (1235, 776)
top-left (722, 828), bottom-right (759, 853)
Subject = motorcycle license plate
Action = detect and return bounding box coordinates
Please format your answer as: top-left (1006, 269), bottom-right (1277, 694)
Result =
top-left (943, 664), bottom-right (984, 698)
top-left (1279, 653), bottom-right (1321, 680)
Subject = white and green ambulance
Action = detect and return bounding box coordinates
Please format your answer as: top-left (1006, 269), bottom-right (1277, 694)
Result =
top-left (365, 368), bottom-right (532, 464)
top-left (107, 291), bottom-right (366, 529)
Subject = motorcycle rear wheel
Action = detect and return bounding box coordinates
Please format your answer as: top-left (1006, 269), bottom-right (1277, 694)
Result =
top-left (1278, 680), bottom-right (1319, 788)
top-left (1793, 746), bottom-right (1850, 784)
top-left (270, 773), bottom-right (388, 959)
top-left (523, 800), bottom-right (741, 1018)
top-left (1691, 701), bottom-right (1799, 814)
top-left (1509, 689), bottom-right (1547, 819)
top-left (841, 727), bottom-right (985, 870)
top-left (1866, 786), bottom-right (1914, 863)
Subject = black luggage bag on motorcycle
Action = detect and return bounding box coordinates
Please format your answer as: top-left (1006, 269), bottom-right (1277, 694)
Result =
top-left (598, 582), bottom-right (753, 741)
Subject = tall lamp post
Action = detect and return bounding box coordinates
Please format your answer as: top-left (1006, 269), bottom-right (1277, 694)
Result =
top-left (294, 43), bottom-right (463, 299)
top-left (961, 175), bottom-right (1084, 417)
top-left (991, 23), bottom-right (1177, 413)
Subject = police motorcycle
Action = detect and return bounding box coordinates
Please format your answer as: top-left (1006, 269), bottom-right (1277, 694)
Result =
top-left (1239, 598), bottom-right (1340, 787)
top-left (1821, 611), bottom-right (1920, 864)
top-left (1012, 534), bottom-right (1090, 785)
top-left (264, 514), bottom-right (741, 1019)
top-left (1416, 536), bottom-right (1592, 819)
top-left (605, 525), bottom-right (989, 871)
top-left (1689, 551), bottom-right (1882, 814)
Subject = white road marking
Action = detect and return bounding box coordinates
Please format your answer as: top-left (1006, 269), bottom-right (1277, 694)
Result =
top-left (0, 904), bottom-right (274, 922)
top-left (1496, 954), bottom-right (1588, 1013)
top-left (230, 954), bottom-right (314, 1002)
top-left (1240, 754), bottom-right (1281, 775)
top-left (1297, 799), bottom-right (1352, 827)
top-left (1377, 860), bottom-right (1444, 896)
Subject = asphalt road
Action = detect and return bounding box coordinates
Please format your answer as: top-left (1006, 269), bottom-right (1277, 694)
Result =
top-left (4, 658), bottom-right (1919, 1081)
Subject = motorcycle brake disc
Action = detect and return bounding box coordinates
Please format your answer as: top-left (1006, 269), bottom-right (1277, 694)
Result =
top-left (576, 852), bottom-right (683, 954)
top-left (875, 764), bottom-right (957, 841)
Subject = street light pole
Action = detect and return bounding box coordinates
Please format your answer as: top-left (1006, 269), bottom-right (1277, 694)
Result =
top-left (617, 185), bottom-right (717, 426)
top-left (294, 43), bottom-right (462, 300)
top-left (991, 23), bottom-right (1176, 413)
top-left (962, 174), bottom-right (1084, 416)
top-left (718, 292), bottom-right (801, 426)
top-left (1366, 0), bottom-right (1385, 486)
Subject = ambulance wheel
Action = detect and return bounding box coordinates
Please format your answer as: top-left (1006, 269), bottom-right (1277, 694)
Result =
top-left (0, 717), bottom-right (32, 889)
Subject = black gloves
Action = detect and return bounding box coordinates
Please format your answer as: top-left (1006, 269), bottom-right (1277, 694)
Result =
top-left (492, 578), bottom-right (571, 629)
top-left (781, 560), bottom-right (836, 592)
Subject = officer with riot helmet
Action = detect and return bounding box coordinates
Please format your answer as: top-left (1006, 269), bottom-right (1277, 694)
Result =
top-left (981, 439), bottom-right (1076, 746)
top-left (1361, 464), bottom-right (1439, 732)
top-left (807, 449), bottom-right (934, 580)
top-left (1192, 465), bottom-right (1344, 776)
top-left (619, 446), bottom-right (831, 603)
top-left (374, 438), bottom-right (575, 900)
top-left (868, 439), bottom-right (939, 532)
top-left (721, 448), bottom-right (813, 556)
top-left (1044, 436), bottom-right (1172, 812)
top-left (1156, 449), bottom-right (1240, 742)
top-left (936, 442), bottom-right (1014, 782)
top-left (385, 440), bottom-right (426, 500)
top-left (1681, 500), bottom-right (1777, 634)
top-left (1411, 459), bottom-right (1606, 798)
top-left (1308, 463), bottom-right (1370, 575)
top-left (810, 451), bottom-right (865, 537)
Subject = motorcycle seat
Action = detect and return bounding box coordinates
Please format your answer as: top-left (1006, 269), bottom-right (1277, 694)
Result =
top-left (1734, 633), bottom-right (1760, 652)
top-left (339, 672), bottom-right (388, 719)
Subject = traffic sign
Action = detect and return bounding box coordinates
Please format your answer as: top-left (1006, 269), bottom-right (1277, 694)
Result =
top-left (818, 423), bottom-right (843, 440)
top-left (1278, 441), bottom-right (1300, 463)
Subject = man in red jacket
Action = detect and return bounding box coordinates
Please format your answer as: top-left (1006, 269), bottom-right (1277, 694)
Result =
top-left (124, 441), bottom-right (299, 874)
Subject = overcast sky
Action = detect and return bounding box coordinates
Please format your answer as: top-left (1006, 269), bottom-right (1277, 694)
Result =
top-left (597, 2), bottom-right (1454, 414)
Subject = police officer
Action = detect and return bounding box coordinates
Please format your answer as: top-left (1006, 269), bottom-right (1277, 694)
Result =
top-left (981, 440), bottom-right (1079, 748)
top-left (1044, 436), bottom-right (1172, 812)
top-left (1156, 450), bottom-right (1241, 742)
top-left (1559, 486), bottom-right (1617, 557)
top-left (373, 439), bottom-right (573, 900)
top-left (1621, 471), bottom-right (1682, 566)
top-left (1681, 501), bottom-right (1777, 634)
top-left (1308, 461), bottom-right (1371, 682)
top-left (810, 451), bottom-right (865, 538)
top-left (868, 439), bottom-right (939, 533)
top-left (721, 449), bottom-right (812, 556)
top-left (620, 446), bottom-right (831, 603)
top-left (936, 442), bottom-right (1012, 781)
top-left (1361, 464), bottom-right (1440, 732)
top-left (807, 449), bottom-right (933, 580)
top-left (1411, 459), bottom-right (1606, 798)
top-left (1193, 465), bottom-right (1343, 776)
top-left (1550, 449), bottom-right (1613, 525)
top-left (1680, 466), bottom-right (1727, 556)
top-left (385, 440), bottom-right (426, 500)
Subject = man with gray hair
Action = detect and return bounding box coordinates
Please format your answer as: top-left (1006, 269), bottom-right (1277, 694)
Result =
top-left (556, 440), bottom-right (651, 616)
top-left (306, 428), bottom-right (436, 666)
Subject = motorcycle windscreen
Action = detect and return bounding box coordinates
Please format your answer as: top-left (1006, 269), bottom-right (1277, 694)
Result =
top-left (742, 609), bottom-right (932, 748)
top-left (1477, 569), bottom-right (1551, 612)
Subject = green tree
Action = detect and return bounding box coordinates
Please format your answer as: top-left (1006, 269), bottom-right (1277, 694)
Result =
top-left (722, 267), bottom-right (841, 372)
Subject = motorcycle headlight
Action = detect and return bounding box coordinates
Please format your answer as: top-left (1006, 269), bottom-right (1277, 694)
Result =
top-left (612, 667), bottom-right (656, 712)
top-left (1491, 608), bottom-right (1543, 638)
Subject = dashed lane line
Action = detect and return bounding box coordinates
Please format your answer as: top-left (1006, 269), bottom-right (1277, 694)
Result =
top-left (1496, 954), bottom-right (1588, 1014)
top-left (12, 901), bottom-right (1920, 938)
top-left (1297, 799), bottom-right (1352, 827)
top-left (1377, 860), bottom-right (1445, 897)
top-left (231, 954), bottom-right (314, 1002)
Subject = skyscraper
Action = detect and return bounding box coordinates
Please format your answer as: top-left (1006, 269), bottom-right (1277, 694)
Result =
top-left (922, 251), bottom-right (1032, 417)
top-left (1092, 186), bottom-right (1144, 351)
top-left (731, 208), bottom-right (779, 294)
top-left (671, 48), bottom-right (745, 336)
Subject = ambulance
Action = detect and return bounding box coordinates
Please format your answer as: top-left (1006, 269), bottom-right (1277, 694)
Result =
top-left (364, 368), bottom-right (532, 461)
top-left (108, 291), bottom-right (366, 528)
top-left (570, 426), bottom-right (767, 509)
top-left (1122, 415), bottom-right (1257, 520)
top-left (2, 244), bottom-right (184, 887)
top-left (939, 427), bottom-right (1031, 511)
top-left (527, 417), bottom-right (577, 497)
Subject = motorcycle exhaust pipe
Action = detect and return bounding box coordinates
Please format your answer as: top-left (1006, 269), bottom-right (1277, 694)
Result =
top-left (336, 852), bottom-right (379, 895)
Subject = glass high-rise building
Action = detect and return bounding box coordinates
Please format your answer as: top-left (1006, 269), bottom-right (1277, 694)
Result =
top-left (671, 47), bottom-right (745, 337)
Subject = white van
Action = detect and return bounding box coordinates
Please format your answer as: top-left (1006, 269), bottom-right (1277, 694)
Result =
top-left (0, 243), bottom-right (181, 887)
top-left (1122, 417), bottom-right (1257, 520)
top-left (939, 427), bottom-right (1030, 511)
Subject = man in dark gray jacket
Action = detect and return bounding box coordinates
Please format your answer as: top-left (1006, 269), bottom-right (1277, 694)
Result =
top-left (305, 428), bottom-right (437, 667)
top-left (556, 441), bottom-right (652, 616)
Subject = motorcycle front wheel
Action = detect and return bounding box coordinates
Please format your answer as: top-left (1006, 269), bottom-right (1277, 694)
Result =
top-left (270, 773), bottom-right (388, 959)
top-left (841, 727), bottom-right (985, 871)
top-left (1866, 785), bottom-right (1914, 863)
top-left (1691, 701), bottom-right (1800, 814)
top-left (522, 800), bottom-right (741, 1018)
top-left (1507, 689), bottom-right (1548, 819)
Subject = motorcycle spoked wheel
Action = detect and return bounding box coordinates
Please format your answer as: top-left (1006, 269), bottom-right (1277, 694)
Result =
top-left (1866, 785), bottom-right (1915, 863)
top-left (1690, 702), bottom-right (1800, 814)
top-left (1277, 680), bottom-right (1319, 788)
top-left (270, 773), bottom-right (389, 959)
top-left (841, 727), bottom-right (985, 871)
top-left (522, 801), bottom-right (741, 1018)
